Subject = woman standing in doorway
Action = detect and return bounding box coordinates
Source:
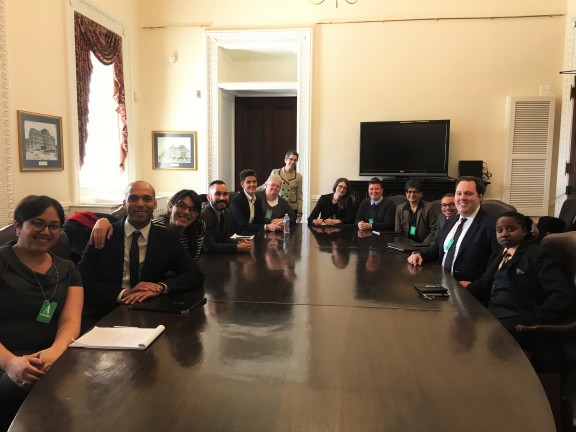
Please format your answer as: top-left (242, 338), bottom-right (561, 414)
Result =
top-left (270, 150), bottom-right (303, 221)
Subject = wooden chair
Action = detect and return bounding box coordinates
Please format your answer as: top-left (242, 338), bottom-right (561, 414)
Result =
top-left (0, 223), bottom-right (71, 260)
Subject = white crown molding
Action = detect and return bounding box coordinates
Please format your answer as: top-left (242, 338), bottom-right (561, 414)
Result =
top-left (204, 28), bottom-right (313, 216)
top-left (557, 16), bottom-right (576, 216)
top-left (0, 0), bottom-right (14, 225)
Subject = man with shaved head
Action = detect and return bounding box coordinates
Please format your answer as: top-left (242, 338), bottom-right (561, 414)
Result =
top-left (79, 181), bottom-right (204, 329)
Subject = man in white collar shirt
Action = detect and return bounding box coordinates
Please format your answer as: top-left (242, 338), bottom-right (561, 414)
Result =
top-left (355, 177), bottom-right (396, 231)
top-left (230, 169), bottom-right (282, 234)
top-left (407, 176), bottom-right (499, 284)
top-left (200, 180), bottom-right (252, 253)
top-left (79, 181), bottom-right (204, 329)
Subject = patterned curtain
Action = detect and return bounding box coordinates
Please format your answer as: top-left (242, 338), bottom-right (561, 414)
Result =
top-left (74, 12), bottom-right (127, 170)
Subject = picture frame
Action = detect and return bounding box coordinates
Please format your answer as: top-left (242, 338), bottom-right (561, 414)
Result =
top-left (152, 131), bottom-right (197, 170)
top-left (17, 111), bottom-right (64, 171)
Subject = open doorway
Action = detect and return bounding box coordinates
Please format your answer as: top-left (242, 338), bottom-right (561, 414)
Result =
top-left (204, 29), bottom-right (312, 216)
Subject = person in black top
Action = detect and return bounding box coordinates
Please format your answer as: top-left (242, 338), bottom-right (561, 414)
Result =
top-left (308, 177), bottom-right (356, 226)
top-left (355, 177), bottom-right (395, 231)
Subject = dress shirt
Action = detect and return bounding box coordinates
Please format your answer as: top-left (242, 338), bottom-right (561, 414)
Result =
top-left (120, 220), bottom-right (151, 295)
top-left (441, 206), bottom-right (480, 272)
top-left (245, 191), bottom-right (256, 223)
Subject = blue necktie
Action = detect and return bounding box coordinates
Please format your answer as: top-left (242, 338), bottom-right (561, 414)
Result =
top-left (129, 231), bottom-right (141, 287)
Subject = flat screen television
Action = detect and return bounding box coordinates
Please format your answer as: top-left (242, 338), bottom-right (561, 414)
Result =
top-left (359, 120), bottom-right (450, 177)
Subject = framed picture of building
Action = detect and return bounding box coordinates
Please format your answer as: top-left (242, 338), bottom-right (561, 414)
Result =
top-left (152, 131), bottom-right (197, 170)
top-left (17, 111), bottom-right (64, 171)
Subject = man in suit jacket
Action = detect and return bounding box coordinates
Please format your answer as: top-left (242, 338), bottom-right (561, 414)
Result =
top-left (230, 169), bottom-right (282, 234)
top-left (467, 212), bottom-right (574, 372)
top-left (407, 177), bottom-right (499, 283)
top-left (78, 181), bottom-right (204, 328)
top-left (201, 180), bottom-right (252, 254)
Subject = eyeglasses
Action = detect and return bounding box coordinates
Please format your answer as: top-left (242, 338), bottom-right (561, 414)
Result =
top-left (336, 185), bottom-right (348, 190)
top-left (441, 202), bottom-right (456, 208)
top-left (27, 219), bottom-right (62, 233)
top-left (175, 201), bottom-right (198, 214)
top-left (405, 190), bottom-right (421, 195)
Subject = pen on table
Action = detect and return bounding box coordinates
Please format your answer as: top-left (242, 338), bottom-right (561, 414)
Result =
top-left (372, 230), bottom-right (381, 235)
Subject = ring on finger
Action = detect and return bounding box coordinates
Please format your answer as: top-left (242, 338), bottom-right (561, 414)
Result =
top-left (21, 380), bottom-right (28, 386)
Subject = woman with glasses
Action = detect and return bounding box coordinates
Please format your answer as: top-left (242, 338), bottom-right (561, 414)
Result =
top-left (394, 179), bottom-right (438, 245)
top-left (308, 178), bottom-right (356, 226)
top-left (0, 195), bottom-right (83, 430)
top-left (269, 150), bottom-right (303, 220)
top-left (90, 189), bottom-right (206, 262)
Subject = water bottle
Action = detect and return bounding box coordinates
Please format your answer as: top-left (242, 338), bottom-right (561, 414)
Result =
top-left (283, 213), bottom-right (290, 235)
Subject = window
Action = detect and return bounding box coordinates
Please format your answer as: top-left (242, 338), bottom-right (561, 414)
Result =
top-left (79, 52), bottom-right (127, 202)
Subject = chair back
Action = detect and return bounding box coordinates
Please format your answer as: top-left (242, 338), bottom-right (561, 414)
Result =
top-left (541, 231), bottom-right (576, 289)
top-left (389, 194), bottom-right (407, 207)
top-left (0, 223), bottom-right (71, 260)
top-left (481, 199), bottom-right (516, 220)
top-left (430, 199), bottom-right (443, 217)
top-left (559, 197), bottom-right (576, 230)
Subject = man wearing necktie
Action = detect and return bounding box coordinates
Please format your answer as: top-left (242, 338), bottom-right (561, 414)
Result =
top-left (355, 177), bottom-right (396, 232)
top-left (407, 176), bottom-right (499, 284)
top-left (79, 181), bottom-right (204, 329)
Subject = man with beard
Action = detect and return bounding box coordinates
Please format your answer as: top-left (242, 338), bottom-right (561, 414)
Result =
top-left (201, 180), bottom-right (252, 254)
top-left (79, 181), bottom-right (204, 329)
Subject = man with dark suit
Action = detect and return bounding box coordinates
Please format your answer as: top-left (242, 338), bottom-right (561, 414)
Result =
top-left (407, 176), bottom-right (499, 283)
top-left (78, 181), bottom-right (204, 328)
top-left (467, 212), bottom-right (574, 372)
top-left (201, 180), bottom-right (252, 254)
top-left (230, 169), bottom-right (282, 234)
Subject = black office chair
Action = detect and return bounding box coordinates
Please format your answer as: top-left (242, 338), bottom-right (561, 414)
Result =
top-left (389, 194), bottom-right (407, 207)
top-left (559, 198), bottom-right (576, 231)
top-left (481, 199), bottom-right (516, 220)
top-left (516, 231), bottom-right (576, 431)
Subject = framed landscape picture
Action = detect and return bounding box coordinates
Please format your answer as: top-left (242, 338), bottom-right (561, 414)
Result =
top-left (152, 131), bottom-right (197, 170)
top-left (17, 111), bottom-right (64, 171)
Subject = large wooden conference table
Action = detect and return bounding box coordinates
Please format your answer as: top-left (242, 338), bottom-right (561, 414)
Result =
top-left (10, 225), bottom-right (555, 431)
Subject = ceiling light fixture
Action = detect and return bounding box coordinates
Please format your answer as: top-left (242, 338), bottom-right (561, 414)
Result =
top-left (311, 0), bottom-right (358, 7)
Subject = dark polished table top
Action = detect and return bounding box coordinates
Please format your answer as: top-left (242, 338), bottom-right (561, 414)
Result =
top-left (10, 225), bottom-right (555, 432)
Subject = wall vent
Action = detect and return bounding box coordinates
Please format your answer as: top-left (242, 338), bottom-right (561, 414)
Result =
top-left (503, 96), bottom-right (555, 216)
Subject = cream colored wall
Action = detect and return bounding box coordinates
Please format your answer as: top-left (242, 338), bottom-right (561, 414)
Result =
top-left (6, 0), bottom-right (71, 205)
top-left (3, 0), bottom-right (570, 220)
top-left (313, 17), bottom-right (565, 199)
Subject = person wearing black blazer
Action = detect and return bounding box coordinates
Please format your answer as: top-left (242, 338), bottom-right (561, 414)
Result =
top-left (467, 212), bottom-right (574, 372)
top-left (78, 181), bottom-right (204, 329)
top-left (201, 180), bottom-right (251, 254)
top-left (230, 169), bottom-right (282, 235)
top-left (408, 177), bottom-right (499, 283)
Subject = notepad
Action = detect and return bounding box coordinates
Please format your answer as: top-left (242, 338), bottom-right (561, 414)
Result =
top-left (70, 325), bottom-right (165, 350)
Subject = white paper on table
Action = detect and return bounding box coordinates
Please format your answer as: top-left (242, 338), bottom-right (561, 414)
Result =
top-left (69, 325), bottom-right (165, 350)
